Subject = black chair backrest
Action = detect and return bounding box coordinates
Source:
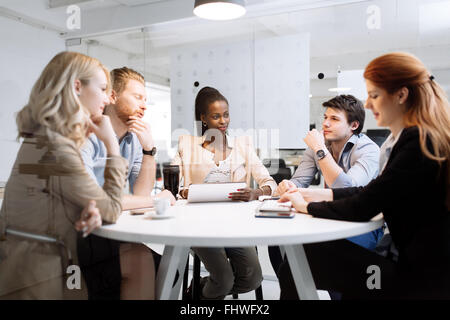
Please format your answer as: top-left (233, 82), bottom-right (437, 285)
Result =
top-left (365, 129), bottom-right (391, 147)
top-left (262, 158), bottom-right (291, 184)
top-left (156, 163), bottom-right (162, 180)
top-left (271, 169), bottom-right (292, 184)
top-left (262, 158), bottom-right (286, 169)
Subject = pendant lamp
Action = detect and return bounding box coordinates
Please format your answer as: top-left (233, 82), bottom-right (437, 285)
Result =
top-left (193, 0), bottom-right (246, 21)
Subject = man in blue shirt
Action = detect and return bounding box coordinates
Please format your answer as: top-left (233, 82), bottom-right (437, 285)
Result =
top-left (276, 95), bottom-right (380, 192)
top-left (270, 95), bottom-right (383, 282)
top-left (80, 67), bottom-right (174, 299)
top-left (81, 67), bottom-right (174, 208)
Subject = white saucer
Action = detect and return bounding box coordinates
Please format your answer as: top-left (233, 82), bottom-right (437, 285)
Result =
top-left (143, 212), bottom-right (173, 220)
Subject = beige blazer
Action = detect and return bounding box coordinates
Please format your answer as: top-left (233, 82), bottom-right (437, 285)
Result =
top-left (0, 126), bottom-right (128, 299)
top-left (172, 135), bottom-right (276, 194)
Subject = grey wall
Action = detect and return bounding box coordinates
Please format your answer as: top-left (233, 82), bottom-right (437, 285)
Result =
top-left (0, 17), bottom-right (65, 182)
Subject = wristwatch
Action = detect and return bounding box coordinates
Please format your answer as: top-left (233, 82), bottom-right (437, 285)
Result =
top-left (143, 147), bottom-right (157, 156)
top-left (316, 149), bottom-right (328, 161)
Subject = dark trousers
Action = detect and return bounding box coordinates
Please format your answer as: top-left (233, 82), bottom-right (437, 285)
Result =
top-left (77, 235), bottom-right (163, 300)
top-left (77, 234), bottom-right (122, 300)
top-left (277, 239), bottom-right (450, 300)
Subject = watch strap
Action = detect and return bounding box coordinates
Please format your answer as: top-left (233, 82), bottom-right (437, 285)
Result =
top-left (143, 147), bottom-right (157, 156)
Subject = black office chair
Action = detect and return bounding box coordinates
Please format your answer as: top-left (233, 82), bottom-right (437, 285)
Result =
top-left (365, 129), bottom-right (391, 147)
top-left (182, 251), bottom-right (264, 300)
top-left (156, 163), bottom-right (162, 180)
top-left (262, 158), bottom-right (292, 184)
top-left (310, 171), bottom-right (321, 186)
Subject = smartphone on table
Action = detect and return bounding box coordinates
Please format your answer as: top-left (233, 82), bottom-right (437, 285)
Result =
top-left (255, 200), bottom-right (295, 219)
top-left (254, 211), bottom-right (295, 218)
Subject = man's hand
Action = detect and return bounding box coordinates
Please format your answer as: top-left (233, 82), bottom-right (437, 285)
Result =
top-left (229, 188), bottom-right (261, 202)
top-left (75, 200), bottom-right (102, 238)
top-left (127, 116), bottom-right (154, 151)
top-left (155, 189), bottom-right (176, 205)
top-left (304, 129), bottom-right (326, 153)
top-left (274, 179), bottom-right (297, 196)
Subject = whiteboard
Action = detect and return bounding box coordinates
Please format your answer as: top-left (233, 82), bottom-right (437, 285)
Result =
top-left (170, 33), bottom-right (310, 151)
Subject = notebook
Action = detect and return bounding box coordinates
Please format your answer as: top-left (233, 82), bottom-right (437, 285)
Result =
top-left (187, 182), bottom-right (246, 203)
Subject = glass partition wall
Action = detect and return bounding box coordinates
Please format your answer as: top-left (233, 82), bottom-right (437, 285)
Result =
top-left (3, 0), bottom-right (447, 184)
top-left (67, 0), bottom-right (450, 169)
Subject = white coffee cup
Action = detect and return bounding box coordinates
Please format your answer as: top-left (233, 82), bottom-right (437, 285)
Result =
top-left (154, 198), bottom-right (170, 216)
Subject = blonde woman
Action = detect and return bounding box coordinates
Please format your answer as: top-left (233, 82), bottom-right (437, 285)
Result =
top-left (278, 52), bottom-right (450, 299)
top-left (0, 52), bottom-right (155, 299)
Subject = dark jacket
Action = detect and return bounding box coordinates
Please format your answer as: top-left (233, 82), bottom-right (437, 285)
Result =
top-left (308, 127), bottom-right (450, 274)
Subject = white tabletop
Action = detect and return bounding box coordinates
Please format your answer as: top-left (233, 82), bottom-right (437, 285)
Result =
top-left (93, 200), bottom-right (383, 247)
top-left (93, 200), bottom-right (383, 300)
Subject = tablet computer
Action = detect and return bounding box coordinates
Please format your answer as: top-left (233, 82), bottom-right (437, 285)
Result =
top-left (187, 182), bottom-right (246, 203)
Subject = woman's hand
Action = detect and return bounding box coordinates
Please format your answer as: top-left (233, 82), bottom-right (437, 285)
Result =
top-left (89, 115), bottom-right (119, 156)
top-left (298, 188), bottom-right (333, 203)
top-left (229, 188), bottom-right (261, 202)
top-left (75, 200), bottom-right (102, 238)
top-left (180, 188), bottom-right (189, 199)
top-left (279, 189), bottom-right (309, 213)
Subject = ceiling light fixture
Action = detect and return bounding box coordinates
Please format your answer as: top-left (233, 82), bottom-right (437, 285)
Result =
top-left (193, 0), bottom-right (246, 21)
top-left (328, 87), bottom-right (352, 93)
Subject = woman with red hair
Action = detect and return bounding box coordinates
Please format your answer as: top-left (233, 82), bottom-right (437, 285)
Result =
top-left (278, 52), bottom-right (450, 299)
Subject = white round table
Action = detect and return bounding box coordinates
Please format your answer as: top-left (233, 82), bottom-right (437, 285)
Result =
top-left (93, 200), bottom-right (383, 300)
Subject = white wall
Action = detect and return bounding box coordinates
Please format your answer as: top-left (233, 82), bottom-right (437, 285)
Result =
top-left (170, 33), bottom-right (310, 152)
top-left (0, 17), bottom-right (65, 182)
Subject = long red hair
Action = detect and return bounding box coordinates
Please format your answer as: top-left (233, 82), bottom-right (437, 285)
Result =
top-left (364, 52), bottom-right (450, 163)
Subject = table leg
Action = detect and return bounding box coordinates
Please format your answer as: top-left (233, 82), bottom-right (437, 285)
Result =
top-left (279, 246), bottom-right (286, 259)
top-left (156, 245), bottom-right (189, 300)
top-left (282, 244), bottom-right (319, 300)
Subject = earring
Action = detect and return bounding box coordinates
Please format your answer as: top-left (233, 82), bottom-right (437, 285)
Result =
top-left (202, 122), bottom-right (207, 127)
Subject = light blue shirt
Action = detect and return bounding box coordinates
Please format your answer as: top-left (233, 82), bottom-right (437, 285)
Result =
top-left (291, 133), bottom-right (380, 188)
top-left (81, 132), bottom-right (142, 193)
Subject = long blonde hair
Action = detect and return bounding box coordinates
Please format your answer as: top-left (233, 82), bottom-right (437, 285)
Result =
top-left (364, 52), bottom-right (450, 163)
top-left (16, 51), bottom-right (110, 148)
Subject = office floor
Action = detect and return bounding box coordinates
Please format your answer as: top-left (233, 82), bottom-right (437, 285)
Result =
top-left (180, 268), bottom-right (331, 300)
top-left (176, 243), bottom-right (332, 300)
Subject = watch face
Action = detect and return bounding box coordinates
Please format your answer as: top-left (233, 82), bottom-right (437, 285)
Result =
top-left (316, 150), bottom-right (325, 159)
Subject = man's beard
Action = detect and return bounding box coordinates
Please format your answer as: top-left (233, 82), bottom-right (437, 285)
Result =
top-left (115, 104), bottom-right (140, 124)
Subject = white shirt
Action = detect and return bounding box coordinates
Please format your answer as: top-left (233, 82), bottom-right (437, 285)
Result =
top-left (203, 150), bottom-right (233, 183)
top-left (379, 129), bottom-right (404, 174)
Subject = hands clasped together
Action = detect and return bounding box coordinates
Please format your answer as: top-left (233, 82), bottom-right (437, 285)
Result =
top-left (275, 180), bottom-right (309, 214)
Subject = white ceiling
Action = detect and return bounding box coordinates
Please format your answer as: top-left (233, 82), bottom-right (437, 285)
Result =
top-left (47, 0), bottom-right (169, 9)
top-left (2, 0), bottom-right (450, 93)
top-left (68, 0), bottom-right (450, 93)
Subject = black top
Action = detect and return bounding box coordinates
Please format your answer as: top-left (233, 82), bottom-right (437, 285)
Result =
top-left (308, 127), bottom-right (450, 271)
